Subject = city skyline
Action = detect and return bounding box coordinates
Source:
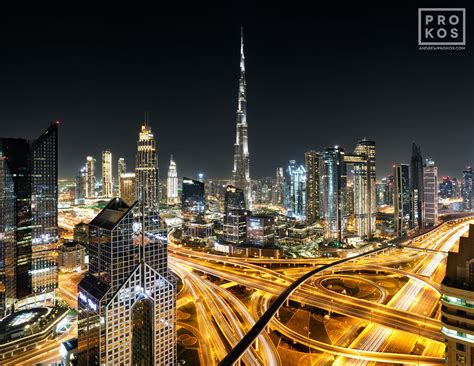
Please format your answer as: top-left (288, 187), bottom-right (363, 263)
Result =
top-left (0, 14), bottom-right (473, 180)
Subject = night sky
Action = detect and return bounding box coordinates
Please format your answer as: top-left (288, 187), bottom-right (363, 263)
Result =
top-left (0, 8), bottom-right (473, 180)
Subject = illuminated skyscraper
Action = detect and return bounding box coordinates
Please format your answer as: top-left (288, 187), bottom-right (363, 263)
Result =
top-left (119, 172), bottom-right (136, 205)
top-left (85, 156), bottom-right (96, 198)
top-left (423, 158), bottom-right (438, 227)
top-left (101, 150), bottom-right (112, 197)
top-left (0, 122), bottom-right (59, 301)
top-left (410, 142), bottom-right (424, 229)
top-left (286, 160), bottom-right (306, 220)
top-left (224, 185), bottom-right (246, 213)
top-left (166, 155), bottom-right (179, 205)
top-left (0, 156), bottom-right (16, 317)
top-left (346, 139), bottom-right (376, 238)
top-left (321, 147), bottom-right (347, 242)
top-left (182, 177), bottom-right (205, 221)
top-left (272, 167), bottom-right (285, 206)
top-left (394, 164), bottom-right (410, 237)
top-left (77, 198), bottom-right (176, 365)
top-left (75, 166), bottom-right (86, 204)
top-left (305, 151), bottom-right (321, 225)
top-left (118, 157), bottom-right (126, 179)
top-left (463, 166), bottom-right (473, 211)
top-left (232, 28), bottom-right (251, 207)
top-left (135, 117), bottom-right (159, 210)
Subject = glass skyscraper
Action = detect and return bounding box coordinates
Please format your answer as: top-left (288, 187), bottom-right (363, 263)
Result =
top-left (285, 160), bottom-right (306, 220)
top-left (410, 142), bottom-right (424, 229)
top-left (394, 164), bottom-right (410, 237)
top-left (181, 177), bottom-right (205, 221)
top-left (305, 151), bottom-right (321, 225)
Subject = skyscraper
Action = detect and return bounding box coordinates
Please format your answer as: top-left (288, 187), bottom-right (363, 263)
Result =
top-left (166, 155), bottom-right (179, 205)
top-left (272, 167), bottom-right (285, 206)
top-left (75, 166), bottom-right (86, 204)
top-left (0, 156), bottom-right (16, 317)
top-left (232, 28), bottom-right (251, 207)
top-left (0, 122), bottom-right (59, 300)
top-left (118, 157), bottom-right (126, 179)
top-left (286, 160), bottom-right (306, 219)
top-left (101, 150), bottom-right (112, 197)
top-left (77, 199), bottom-right (176, 365)
top-left (119, 172), bottom-right (136, 205)
top-left (85, 156), bottom-right (96, 198)
top-left (394, 164), bottom-right (410, 237)
top-left (181, 177), bottom-right (205, 221)
top-left (305, 151), bottom-right (321, 225)
top-left (224, 185), bottom-right (246, 213)
top-left (135, 117), bottom-right (159, 211)
top-left (346, 139), bottom-right (376, 238)
top-left (462, 166), bottom-right (473, 211)
top-left (410, 142), bottom-right (424, 229)
top-left (423, 158), bottom-right (438, 227)
top-left (321, 147), bottom-right (347, 242)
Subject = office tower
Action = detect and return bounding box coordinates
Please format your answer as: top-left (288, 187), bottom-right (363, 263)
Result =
top-left (347, 139), bottom-right (376, 238)
top-left (224, 185), bottom-right (246, 213)
top-left (246, 215), bottom-right (275, 247)
top-left (181, 177), bottom-right (205, 221)
top-left (0, 122), bottom-right (59, 300)
top-left (85, 156), bottom-right (96, 198)
top-left (286, 160), bottom-right (306, 219)
top-left (101, 150), bottom-right (112, 197)
top-left (453, 177), bottom-right (461, 198)
top-left (119, 173), bottom-right (136, 205)
top-left (0, 156), bottom-right (16, 317)
top-left (440, 176), bottom-right (454, 199)
top-left (166, 155), bottom-right (179, 205)
top-left (441, 224), bottom-right (474, 365)
top-left (462, 166), bottom-right (473, 210)
top-left (394, 164), bottom-right (410, 237)
top-left (75, 166), bottom-right (86, 204)
top-left (423, 158), bottom-right (438, 227)
top-left (272, 167), bottom-right (285, 206)
top-left (321, 147), bottom-right (347, 242)
top-left (385, 175), bottom-right (394, 206)
top-left (376, 180), bottom-right (387, 206)
top-left (118, 157), bottom-right (126, 179)
top-left (305, 151), bottom-right (321, 225)
top-left (410, 142), bottom-right (424, 229)
top-left (232, 29), bottom-right (252, 207)
top-left (77, 199), bottom-right (176, 365)
top-left (223, 209), bottom-right (249, 245)
top-left (136, 117), bottom-right (159, 210)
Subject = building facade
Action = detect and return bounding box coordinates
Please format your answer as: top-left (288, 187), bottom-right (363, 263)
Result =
top-left (77, 199), bottom-right (176, 365)
top-left (463, 166), bottom-right (473, 211)
top-left (181, 178), bottom-right (205, 221)
top-left (101, 150), bottom-right (112, 198)
top-left (232, 29), bottom-right (252, 207)
top-left (286, 160), bottom-right (306, 220)
top-left (85, 156), bottom-right (96, 198)
top-left (166, 155), bottom-right (179, 205)
top-left (423, 158), bottom-right (438, 227)
top-left (394, 164), bottom-right (410, 237)
top-left (119, 172), bottom-right (136, 206)
top-left (410, 142), bottom-right (424, 229)
top-left (305, 151), bottom-right (321, 225)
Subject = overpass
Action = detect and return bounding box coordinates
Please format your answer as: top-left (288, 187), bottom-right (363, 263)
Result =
top-left (218, 244), bottom-right (392, 366)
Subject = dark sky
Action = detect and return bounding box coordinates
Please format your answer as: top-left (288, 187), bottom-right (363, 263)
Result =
top-left (0, 8), bottom-right (473, 181)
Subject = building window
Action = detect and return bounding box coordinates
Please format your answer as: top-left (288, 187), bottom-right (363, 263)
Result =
top-left (456, 342), bottom-right (466, 352)
top-left (456, 353), bottom-right (466, 363)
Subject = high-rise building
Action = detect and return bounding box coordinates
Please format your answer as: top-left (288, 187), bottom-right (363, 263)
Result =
top-left (321, 147), bottom-right (347, 242)
top-left (0, 156), bottom-right (16, 317)
top-left (305, 151), bottom-right (321, 225)
top-left (286, 160), bottom-right (306, 219)
top-left (346, 139), bottom-right (376, 238)
top-left (118, 157), bottom-right (126, 179)
top-left (224, 185), bottom-right (246, 213)
top-left (272, 167), bottom-right (285, 206)
top-left (246, 215), bottom-right (275, 247)
top-left (166, 155), bottom-right (179, 205)
top-left (440, 176), bottom-right (455, 200)
top-left (223, 209), bottom-right (249, 245)
top-left (385, 175), bottom-right (394, 206)
top-left (77, 198), bottom-right (176, 365)
top-left (85, 156), bottom-right (96, 198)
top-left (136, 117), bottom-right (159, 211)
top-left (232, 29), bottom-right (251, 207)
top-left (75, 166), bottom-right (86, 204)
top-left (423, 158), bottom-right (438, 227)
top-left (410, 142), bottom-right (424, 229)
top-left (441, 224), bottom-right (474, 365)
top-left (0, 122), bottom-right (59, 300)
top-left (181, 177), bottom-right (205, 221)
top-left (101, 150), bottom-right (112, 197)
top-left (462, 166), bottom-right (473, 211)
top-left (394, 164), bottom-right (410, 237)
top-left (376, 180), bottom-right (387, 206)
top-left (119, 173), bottom-right (136, 205)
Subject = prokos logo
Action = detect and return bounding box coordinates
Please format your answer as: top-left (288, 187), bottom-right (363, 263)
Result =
top-left (418, 8), bottom-right (465, 46)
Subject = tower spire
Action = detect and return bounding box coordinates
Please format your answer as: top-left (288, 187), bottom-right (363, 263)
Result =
top-left (240, 26), bottom-right (245, 74)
